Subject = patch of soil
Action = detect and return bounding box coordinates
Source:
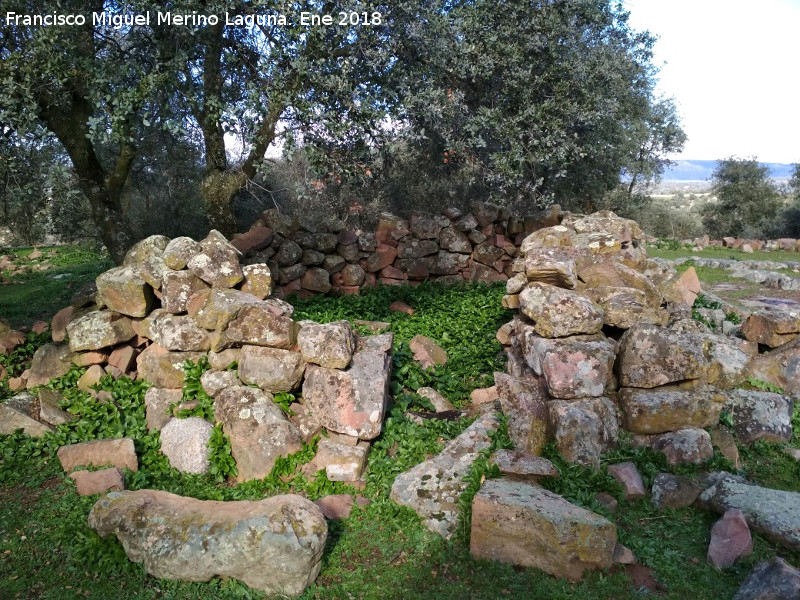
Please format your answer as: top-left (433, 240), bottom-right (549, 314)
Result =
top-left (0, 477), bottom-right (62, 511)
top-left (614, 563), bottom-right (668, 596)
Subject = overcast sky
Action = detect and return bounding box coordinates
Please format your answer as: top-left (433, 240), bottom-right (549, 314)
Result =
top-left (624, 0), bottom-right (800, 164)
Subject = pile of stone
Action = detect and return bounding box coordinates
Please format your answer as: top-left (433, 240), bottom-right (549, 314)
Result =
top-left (2, 231), bottom-right (393, 488)
top-left (232, 203), bottom-right (561, 297)
top-left (685, 234), bottom-right (800, 254)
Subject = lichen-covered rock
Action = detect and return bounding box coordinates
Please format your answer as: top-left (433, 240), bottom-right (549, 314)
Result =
top-left (238, 346), bottom-right (305, 393)
top-left (489, 450), bottom-right (559, 481)
top-left (549, 397), bottom-right (619, 467)
top-left (144, 388), bottom-right (183, 431)
top-left (638, 428), bottom-right (713, 465)
top-left (494, 372), bottom-right (550, 455)
top-left (200, 370), bottom-right (240, 398)
top-left (616, 324), bottom-right (710, 388)
top-left (25, 342), bottom-right (77, 387)
top-left (744, 335), bottom-right (800, 399)
top-left (96, 265), bottom-right (155, 318)
top-left (390, 411), bottom-right (498, 538)
top-left (521, 333), bottom-right (615, 399)
top-left (523, 248), bottom-right (578, 288)
top-left (698, 473), bottom-right (800, 551)
top-left (741, 306), bottom-right (800, 348)
top-left (619, 386), bottom-right (726, 434)
top-left (439, 227), bottom-right (472, 253)
top-left (193, 289), bottom-right (266, 331)
top-left (426, 251), bottom-right (469, 275)
top-left (650, 473), bottom-right (703, 509)
top-left (161, 271), bottom-right (209, 314)
top-left (159, 418), bottom-right (213, 474)
top-left (162, 237), bottom-right (203, 270)
top-left (88, 490), bottom-right (326, 597)
top-left (239, 263), bottom-right (272, 299)
top-left (584, 286), bottom-right (668, 329)
top-left (186, 230), bottom-right (243, 288)
top-left (215, 386), bottom-right (303, 481)
top-left (297, 321), bottom-right (356, 369)
top-left (470, 478), bottom-right (616, 581)
top-left (723, 389), bottom-right (793, 444)
top-left (67, 310), bottom-right (137, 353)
top-left (659, 266), bottom-right (702, 306)
top-left (224, 305), bottom-right (297, 350)
top-left (148, 313), bottom-right (211, 352)
top-left (123, 235), bottom-right (170, 265)
top-left (518, 283), bottom-right (603, 338)
top-left (303, 338), bottom-right (392, 440)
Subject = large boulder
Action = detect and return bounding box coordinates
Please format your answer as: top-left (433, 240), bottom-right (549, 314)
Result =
top-left (619, 385), bottom-right (726, 434)
top-left (741, 306), bottom-right (800, 348)
top-left (494, 372), bottom-right (550, 455)
top-left (67, 310), bottom-right (135, 352)
top-left (238, 346), bottom-right (305, 393)
top-left (723, 389), bottom-right (793, 444)
top-left (520, 332), bottom-right (615, 399)
top-left (302, 336), bottom-right (392, 440)
top-left (297, 321), bottom-right (356, 369)
top-left (215, 386), bottom-right (304, 481)
top-left (518, 283), bottom-right (603, 338)
top-left (88, 490), bottom-right (326, 597)
top-left (549, 397), bottom-right (619, 467)
top-left (616, 324), bottom-right (710, 388)
top-left (470, 478), bottom-right (616, 581)
top-left (390, 411), bottom-right (498, 538)
top-left (96, 265), bottom-right (155, 318)
top-left (186, 230), bottom-right (243, 288)
top-left (698, 473), bottom-right (800, 551)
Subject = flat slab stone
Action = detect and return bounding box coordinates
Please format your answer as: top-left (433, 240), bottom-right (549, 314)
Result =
top-left (0, 403), bottom-right (52, 437)
top-left (489, 450), bottom-right (558, 481)
top-left (620, 386), bottom-right (726, 434)
top-left (470, 478), bottom-right (616, 581)
top-left (88, 490), bottom-right (326, 597)
top-left (57, 438), bottom-right (138, 472)
top-left (698, 473), bottom-right (800, 551)
top-left (390, 411), bottom-right (498, 538)
top-left (67, 310), bottom-right (136, 352)
top-left (69, 468), bottom-right (125, 496)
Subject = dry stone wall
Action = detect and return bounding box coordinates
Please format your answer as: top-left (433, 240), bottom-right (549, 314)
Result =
top-left (231, 203), bottom-right (562, 297)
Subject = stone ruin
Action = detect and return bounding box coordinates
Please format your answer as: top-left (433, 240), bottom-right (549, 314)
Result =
top-left (2, 204), bottom-right (800, 597)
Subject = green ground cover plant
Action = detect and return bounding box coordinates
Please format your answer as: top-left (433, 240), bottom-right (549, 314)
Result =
top-left (1, 279), bottom-right (799, 599)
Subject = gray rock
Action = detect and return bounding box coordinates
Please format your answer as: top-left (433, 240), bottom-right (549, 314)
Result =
top-left (200, 370), bottom-right (240, 398)
top-left (0, 403), bottom-right (52, 437)
top-left (390, 411), bottom-right (498, 538)
top-left (724, 389), bottom-right (793, 444)
top-left (297, 321), bottom-right (356, 369)
top-left (549, 397), bottom-right (619, 467)
top-left (159, 418), bottom-right (213, 474)
top-left (144, 388), bottom-right (183, 431)
top-left (88, 490), bottom-right (326, 597)
top-left (149, 313), bottom-right (211, 352)
top-left (162, 236), bottom-right (202, 270)
top-left (733, 557), bottom-right (800, 600)
top-left (187, 230), bottom-right (243, 288)
top-left (651, 473), bottom-right (703, 509)
top-left (699, 474), bottom-right (800, 551)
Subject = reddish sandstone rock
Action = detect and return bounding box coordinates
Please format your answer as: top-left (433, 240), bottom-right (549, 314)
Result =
top-left (708, 509), bottom-right (753, 569)
top-left (607, 462), bottom-right (647, 500)
top-left (231, 226), bottom-right (273, 253)
top-left (96, 265), bottom-right (156, 318)
top-left (69, 468), bottom-right (125, 496)
top-left (495, 372), bottom-right (550, 456)
top-left (50, 306), bottom-right (74, 343)
top-left (741, 306), bottom-right (800, 348)
top-left (409, 335), bottom-right (447, 369)
top-left (57, 438), bottom-right (138, 472)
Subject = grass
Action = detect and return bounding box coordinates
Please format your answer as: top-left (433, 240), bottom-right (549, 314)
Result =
top-left (1, 257), bottom-right (800, 599)
top-left (648, 244), bottom-right (800, 264)
top-left (0, 245), bottom-right (112, 328)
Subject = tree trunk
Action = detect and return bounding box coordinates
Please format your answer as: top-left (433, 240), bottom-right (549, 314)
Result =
top-left (201, 170), bottom-right (246, 238)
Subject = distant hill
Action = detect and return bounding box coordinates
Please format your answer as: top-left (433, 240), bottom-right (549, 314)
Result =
top-left (662, 160), bottom-right (796, 181)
